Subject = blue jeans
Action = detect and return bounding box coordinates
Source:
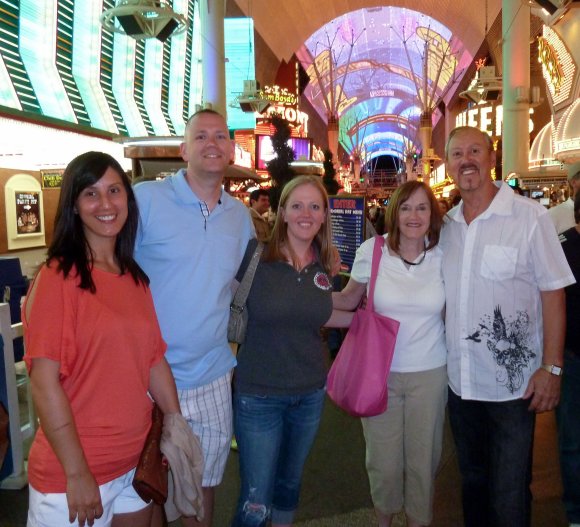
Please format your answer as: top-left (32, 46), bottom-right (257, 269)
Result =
top-left (231, 387), bottom-right (325, 527)
top-left (448, 389), bottom-right (535, 527)
top-left (556, 351), bottom-right (580, 523)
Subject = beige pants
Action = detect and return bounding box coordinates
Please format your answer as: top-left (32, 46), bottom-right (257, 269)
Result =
top-left (361, 366), bottom-right (447, 525)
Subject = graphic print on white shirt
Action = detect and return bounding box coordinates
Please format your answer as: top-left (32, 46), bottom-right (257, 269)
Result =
top-left (468, 305), bottom-right (536, 394)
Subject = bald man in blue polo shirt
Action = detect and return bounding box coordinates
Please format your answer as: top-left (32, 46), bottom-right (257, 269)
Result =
top-left (135, 109), bottom-right (254, 527)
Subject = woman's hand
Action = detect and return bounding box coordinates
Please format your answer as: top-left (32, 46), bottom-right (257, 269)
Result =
top-left (30, 358), bottom-right (102, 525)
top-left (65, 470), bottom-right (103, 526)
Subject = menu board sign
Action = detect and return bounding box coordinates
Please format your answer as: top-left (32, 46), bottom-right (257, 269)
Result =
top-left (329, 196), bottom-right (365, 273)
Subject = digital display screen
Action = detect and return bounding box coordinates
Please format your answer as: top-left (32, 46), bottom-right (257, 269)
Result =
top-left (256, 135), bottom-right (311, 170)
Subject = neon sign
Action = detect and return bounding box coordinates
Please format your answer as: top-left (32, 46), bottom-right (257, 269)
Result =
top-left (456, 104), bottom-right (535, 136)
top-left (263, 106), bottom-right (309, 135)
top-left (540, 26), bottom-right (576, 107)
top-left (260, 85), bottom-right (297, 106)
top-left (538, 36), bottom-right (563, 95)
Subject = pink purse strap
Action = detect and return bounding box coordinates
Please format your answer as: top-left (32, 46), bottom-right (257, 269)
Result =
top-left (366, 235), bottom-right (384, 313)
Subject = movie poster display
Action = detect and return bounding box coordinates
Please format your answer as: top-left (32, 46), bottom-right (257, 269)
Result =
top-left (5, 173), bottom-right (46, 250)
top-left (15, 191), bottom-right (41, 235)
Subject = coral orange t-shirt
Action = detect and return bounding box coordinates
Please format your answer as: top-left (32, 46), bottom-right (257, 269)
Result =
top-left (23, 263), bottom-right (167, 492)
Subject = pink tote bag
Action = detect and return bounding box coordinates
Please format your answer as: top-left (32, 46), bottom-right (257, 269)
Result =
top-left (327, 236), bottom-right (400, 417)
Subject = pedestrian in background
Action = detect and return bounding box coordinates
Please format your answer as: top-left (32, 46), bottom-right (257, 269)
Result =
top-left (557, 191), bottom-right (580, 527)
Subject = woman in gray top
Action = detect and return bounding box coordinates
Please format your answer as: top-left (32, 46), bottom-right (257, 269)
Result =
top-left (231, 176), bottom-right (339, 527)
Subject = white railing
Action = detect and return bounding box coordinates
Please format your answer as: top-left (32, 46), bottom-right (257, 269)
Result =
top-left (1, 302), bottom-right (35, 489)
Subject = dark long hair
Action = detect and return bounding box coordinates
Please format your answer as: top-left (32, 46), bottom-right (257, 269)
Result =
top-left (47, 151), bottom-right (148, 293)
top-left (384, 180), bottom-right (442, 252)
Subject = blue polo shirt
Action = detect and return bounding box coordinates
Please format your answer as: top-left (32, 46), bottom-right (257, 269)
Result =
top-left (134, 169), bottom-right (254, 389)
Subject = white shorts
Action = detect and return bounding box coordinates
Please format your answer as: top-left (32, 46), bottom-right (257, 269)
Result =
top-left (164, 372), bottom-right (232, 522)
top-left (27, 468), bottom-right (148, 527)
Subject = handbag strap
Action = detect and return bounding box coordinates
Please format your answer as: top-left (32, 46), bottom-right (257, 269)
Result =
top-left (366, 235), bottom-right (384, 313)
top-left (231, 241), bottom-right (264, 311)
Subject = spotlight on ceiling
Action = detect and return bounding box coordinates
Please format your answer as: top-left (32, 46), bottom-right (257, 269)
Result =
top-left (100, 0), bottom-right (188, 42)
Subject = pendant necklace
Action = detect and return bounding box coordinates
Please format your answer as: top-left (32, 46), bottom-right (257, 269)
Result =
top-left (399, 248), bottom-right (426, 266)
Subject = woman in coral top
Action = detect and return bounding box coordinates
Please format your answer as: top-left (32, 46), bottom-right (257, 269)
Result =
top-left (23, 152), bottom-right (181, 527)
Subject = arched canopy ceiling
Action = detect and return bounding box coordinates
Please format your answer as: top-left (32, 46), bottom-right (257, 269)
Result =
top-left (234, 0), bottom-right (501, 161)
top-left (296, 6), bottom-right (473, 159)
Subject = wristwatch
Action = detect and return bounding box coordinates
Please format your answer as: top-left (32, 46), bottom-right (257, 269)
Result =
top-left (541, 363), bottom-right (563, 376)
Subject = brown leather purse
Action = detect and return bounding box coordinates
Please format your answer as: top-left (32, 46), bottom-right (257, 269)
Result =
top-left (132, 404), bottom-right (168, 504)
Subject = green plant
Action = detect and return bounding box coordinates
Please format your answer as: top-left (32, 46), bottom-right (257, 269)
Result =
top-left (267, 113), bottom-right (295, 212)
top-left (322, 149), bottom-right (341, 196)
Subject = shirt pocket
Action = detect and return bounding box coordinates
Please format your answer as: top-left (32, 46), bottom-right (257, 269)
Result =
top-left (480, 244), bottom-right (518, 281)
top-left (211, 232), bottom-right (244, 275)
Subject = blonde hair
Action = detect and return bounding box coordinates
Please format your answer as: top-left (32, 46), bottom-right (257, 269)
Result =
top-left (263, 176), bottom-right (334, 273)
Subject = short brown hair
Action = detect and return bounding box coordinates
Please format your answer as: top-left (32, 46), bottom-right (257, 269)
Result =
top-left (384, 181), bottom-right (442, 252)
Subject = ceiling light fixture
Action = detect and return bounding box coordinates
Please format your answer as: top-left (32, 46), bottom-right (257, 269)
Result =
top-left (100, 0), bottom-right (188, 42)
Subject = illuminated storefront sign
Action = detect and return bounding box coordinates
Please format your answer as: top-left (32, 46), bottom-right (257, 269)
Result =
top-left (41, 170), bottom-right (64, 189)
top-left (455, 104), bottom-right (535, 137)
top-left (538, 36), bottom-right (563, 95)
top-left (263, 106), bottom-right (309, 135)
top-left (260, 85), bottom-right (297, 106)
top-left (540, 26), bottom-right (576, 107)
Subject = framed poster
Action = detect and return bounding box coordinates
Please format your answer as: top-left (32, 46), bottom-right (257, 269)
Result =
top-left (5, 174), bottom-right (45, 250)
top-left (15, 192), bottom-right (42, 235)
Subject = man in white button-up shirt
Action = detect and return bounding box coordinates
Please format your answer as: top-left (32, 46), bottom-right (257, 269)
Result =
top-left (440, 126), bottom-right (575, 527)
top-left (549, 162), bottom-right (580, 234)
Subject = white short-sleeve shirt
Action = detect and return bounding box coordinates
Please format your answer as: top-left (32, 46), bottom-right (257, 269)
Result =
top-left (549, 198), bottom-right (575, 234)
top-left (440, 183), bottom-right (575, 401)
top-left (350, 235), bottom-right (447, 373)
